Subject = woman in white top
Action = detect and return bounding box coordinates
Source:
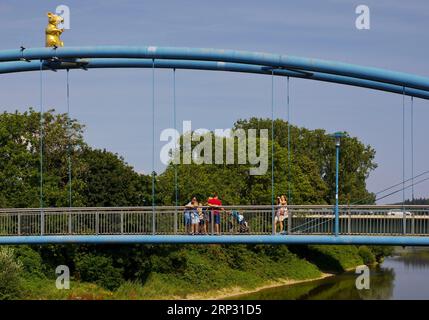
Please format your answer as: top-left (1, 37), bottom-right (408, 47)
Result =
top-left (185, 197), bottom-right (200, 235)
top-left (275, 195), bottom-right (288, 234)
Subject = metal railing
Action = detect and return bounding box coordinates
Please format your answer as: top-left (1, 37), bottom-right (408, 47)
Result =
top-left (1, 205), bottom-right (429, 237)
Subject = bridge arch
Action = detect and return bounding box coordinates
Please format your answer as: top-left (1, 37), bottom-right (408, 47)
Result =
top-left (0, 46), bottom-right (429, 99)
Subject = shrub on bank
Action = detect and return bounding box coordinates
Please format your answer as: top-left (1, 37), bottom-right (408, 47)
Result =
top-left (0, 247), bottom-right (23, 300)
top-left (367, 246), bottom-right (394, 262)
top-left (14, 246), bottom-right (46, 279)
top-left (75, 254), bottom-right (124, 291)
top-left (358, 246), bottom-right (376, 265)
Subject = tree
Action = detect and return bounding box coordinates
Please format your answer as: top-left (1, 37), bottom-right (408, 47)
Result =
top-left (78, 148), bottom-right (152, 207)
top-left (234, 118), bottom-right (377, 204)
top-left (0, 109), bottom-right (87, 207)
top-left (0, 109), bottom-right (152, 208)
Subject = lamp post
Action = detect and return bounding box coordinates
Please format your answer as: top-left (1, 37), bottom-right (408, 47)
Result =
top-left (332, 132), bottom-right (344, 237)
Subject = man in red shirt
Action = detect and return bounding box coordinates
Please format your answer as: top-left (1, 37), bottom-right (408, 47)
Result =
top-left (208, 192), bottom-right (222, 235)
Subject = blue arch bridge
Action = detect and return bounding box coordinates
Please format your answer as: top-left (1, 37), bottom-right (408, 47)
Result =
top-left (1, 46), bottom-right (429, 246)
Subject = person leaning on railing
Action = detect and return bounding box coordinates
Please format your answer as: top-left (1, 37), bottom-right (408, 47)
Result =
top-left (185, 197), bottom-right (199, 235)
top-left (197, 203), bottom-right (207, 234)
top-left (208, 192), bottom-right (223, 235)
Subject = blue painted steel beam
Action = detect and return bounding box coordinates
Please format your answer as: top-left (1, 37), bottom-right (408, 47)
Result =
top-left (0, 46), bottom-right (429, 92)
top-left (2, 235), bottom-right (429, 246)
top-left (1, 59), bottom-right (429, 99)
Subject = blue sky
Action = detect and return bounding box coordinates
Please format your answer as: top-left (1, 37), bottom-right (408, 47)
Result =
top-left (0, 0), bottom-right (428, 203)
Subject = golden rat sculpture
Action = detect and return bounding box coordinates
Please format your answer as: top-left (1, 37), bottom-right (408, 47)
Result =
top-left (45, 12), bottom-right (65, 47)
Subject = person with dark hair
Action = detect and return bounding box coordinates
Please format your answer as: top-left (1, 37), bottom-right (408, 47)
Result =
top-left (197, 202), bottom-right (206, 234)
top-left (208, 192), bottom-right (223, 235)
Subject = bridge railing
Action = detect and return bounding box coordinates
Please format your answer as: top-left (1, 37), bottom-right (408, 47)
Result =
top-left (1, 205), bottom-right (429, 237)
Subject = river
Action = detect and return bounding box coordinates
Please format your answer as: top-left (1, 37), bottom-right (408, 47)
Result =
top-left (234, 247), bottom-right (429, 300)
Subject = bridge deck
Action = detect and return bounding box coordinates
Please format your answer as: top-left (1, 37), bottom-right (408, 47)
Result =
top-left (1, 205), bottom-right (429, 245)
top-left (1, 235), bottom-right (429, 246)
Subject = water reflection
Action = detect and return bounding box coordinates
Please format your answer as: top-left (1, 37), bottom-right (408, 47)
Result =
top-left (234, 267), bottom-right (395, 300)
top-left (394, 247), bottom-right (429, 269)
top-left (233, 247), bottom-right (429, 300)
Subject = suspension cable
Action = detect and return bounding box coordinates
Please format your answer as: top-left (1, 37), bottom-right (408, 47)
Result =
top-left (402, 87), bottom-right (406, 205)
top-left (271, 70), bottom-right (275, 234)
top-left (173, 68), bottom-right (178, 234)
top-left (352, 168), bottom-right (429, 205)
top-left (411, 96), bottom-right (414, 202)
top-left (287, 76), bottom-right (291, 205)
top-left (402, 87), bottom-right (406, 233)
top-left (39, 60), bottom-right (44, 235)
top-left (376, 176), bottom-right (429, 203)
top-left (152, 59), bottom-right (156, 234)
top-left (173, 69), bottom-right (178, 208)
top-left (66, 69), bottom-right (72, 209)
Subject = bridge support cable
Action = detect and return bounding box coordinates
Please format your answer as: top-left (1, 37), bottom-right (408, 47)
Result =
top-left (271, 71), bottom-right (275, 235)
top-left (173, 68), bottom-right (178, 234)
top-left (402, 87), bottom-right (406, 234)
top-left (152, 59), bottom-right (156, 235)
top-left (66, 70), bottom-right (72, 210)
top-left (66, 69), bottom-right (73, 234)
top-left (350, 168), bottom-right (429, 205)
top-left (286, 76), bottom-right (292, 234)
top-left (375, 175), bottom-right (429, 203)
top-left (39, 60), bottom-right (44, 235)
top-left (411, 96), bottom-right (415, 202)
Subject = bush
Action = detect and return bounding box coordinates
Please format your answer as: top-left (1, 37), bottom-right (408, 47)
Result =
top-left (0, 247), bottom-right (23, 300)
top-left (367, 246), bottom-right (394, 262)
top-left (150, 250), bottom-right (188, 275)
top-left (75, 254), bottom-right (124, 291)
top-left (358, 246), bottom-right (376, 265)
top-left (14, 246), bottom-right (45, 278)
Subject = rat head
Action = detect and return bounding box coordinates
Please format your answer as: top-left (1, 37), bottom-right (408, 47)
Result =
top-left (47, 12), bottom-right (64, 26)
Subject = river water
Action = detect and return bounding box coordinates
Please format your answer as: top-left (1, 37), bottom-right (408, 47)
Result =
top-left (235, 247), bottom-right (429, 300)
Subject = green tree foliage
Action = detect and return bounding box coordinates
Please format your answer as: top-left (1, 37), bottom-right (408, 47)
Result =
top-left (0, 109), bottom-right (86, 207)
top-left (79, 148), bottom-right (152, 206)
top-left (402, 198), bottom-right (429, 205)
top-left (14, 245), bottom-right (46, 278)
top-left (0, 247), bottom-right (23, 299)
top-left (234, 118), bottom-right (377, 204)
top-left (0, 110), bottom-right (377, 207)
top-left (0, 109), bottom-right (151, 208)
top-left (367, 246), bottom-right (394, 262)
top-left (75, 253), bottom-right (124, 290)
top-left (358, 246), bottom-right (376, 265)
top-left (158, 118), bottom-right (376, 205)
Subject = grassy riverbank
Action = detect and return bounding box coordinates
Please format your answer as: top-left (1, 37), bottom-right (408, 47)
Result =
top-left (1, 244), bottom-right (392, 300)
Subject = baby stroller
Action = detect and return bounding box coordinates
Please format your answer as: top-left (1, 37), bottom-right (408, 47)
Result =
top-left (230, 210), bottom-right (250, 233)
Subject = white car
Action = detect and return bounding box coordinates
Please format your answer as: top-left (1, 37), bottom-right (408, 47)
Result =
top-left (386, 210), bottom-right (412, 217)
